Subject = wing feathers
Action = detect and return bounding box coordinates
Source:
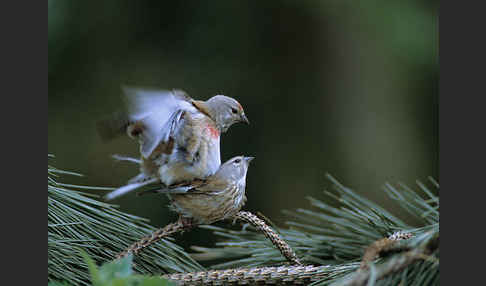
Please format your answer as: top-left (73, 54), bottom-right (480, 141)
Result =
top-left (121, 87), bottom-right (196, 158)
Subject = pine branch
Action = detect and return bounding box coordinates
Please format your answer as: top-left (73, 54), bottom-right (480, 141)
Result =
top-left (48, 155), bottom-right (203, 286)
top-left (163, 265), bottom-right (329, 285)
top-left (49, 152), bottom-right (438, 285)
top-left (360, 231), bottom-right (414, 270)
top-left (116, 211), bottom-right (302, 266)
top-left (186, 174), bottom-right (439, 285)
top-left (159, 228), bottom-right (438, 285)
top-left (334, 230), bottom-right (439, 286)
top-left (116, 220), bottom-right (189, 260)
top-left (233, 211), bottom-right (302, 266)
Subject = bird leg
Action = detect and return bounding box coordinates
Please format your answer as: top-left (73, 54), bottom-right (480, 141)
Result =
top-left (233, 211), bottom-right (302, 265)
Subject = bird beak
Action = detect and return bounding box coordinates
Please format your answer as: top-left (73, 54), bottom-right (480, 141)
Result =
top-left (241, 113), bottom-right (250, 125)
top-left (245, 156), bottom-right (255, 163)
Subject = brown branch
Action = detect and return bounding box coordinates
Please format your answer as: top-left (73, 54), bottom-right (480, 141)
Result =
top-left (115, 211), bottom-right (302, 266)
top-left (116, 221), bottom-right (187, 259)
top-left (234, 211), bottom-right (302, 265)
top-left (163, 265), bottom-right (327, 285)
top-left (360, 231), bottom-right (413, 269)
top-left (115, 223), bottom-right (437, 285)
top-left (346, 233), bottom-right (439, 286)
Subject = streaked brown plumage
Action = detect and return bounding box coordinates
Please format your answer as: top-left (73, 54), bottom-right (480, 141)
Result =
top-left (153, 155), bottom-right (253, 224)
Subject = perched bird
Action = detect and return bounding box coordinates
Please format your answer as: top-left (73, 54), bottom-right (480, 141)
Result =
top-left (152, 155), bottom-right (254, 225)
top-left (99, 87), bottom-right (249, 200)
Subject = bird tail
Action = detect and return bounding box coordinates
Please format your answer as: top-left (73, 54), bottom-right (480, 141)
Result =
top-left (96, 111), bottom-right (132, 142)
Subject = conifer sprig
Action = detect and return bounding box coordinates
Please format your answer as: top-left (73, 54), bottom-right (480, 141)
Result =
top-left (191, 174), bottom-right (439, 285)
top-left (48, 155), bottom-right (203, 286)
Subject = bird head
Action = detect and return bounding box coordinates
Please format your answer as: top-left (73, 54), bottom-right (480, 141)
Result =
top-left (205, 95), bottom-right (249, 132)
top-left (216, 155), bottom-right (254, 183)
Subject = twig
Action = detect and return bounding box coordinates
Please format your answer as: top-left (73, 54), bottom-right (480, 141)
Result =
top-left (115, 211), bottom-right (302, 266)
top-left (163, 265), bottom-right (327, 285)
top-left (234, 211), bottom-right (302, 265)
top-left (116, 221), bottom-right (188, 259)
top-left (360, 231), bottom-right (413, 269)
top-left (343, 233), bottom-right (439, 286)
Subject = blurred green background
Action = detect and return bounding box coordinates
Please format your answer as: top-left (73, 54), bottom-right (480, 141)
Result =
top-left (48, 0), bottom-right (438, 253)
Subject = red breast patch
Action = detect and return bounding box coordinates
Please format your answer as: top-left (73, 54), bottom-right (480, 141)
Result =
top-left (207, 124), bottom-right (220, 138)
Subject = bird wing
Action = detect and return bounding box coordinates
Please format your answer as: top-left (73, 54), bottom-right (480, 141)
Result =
top-left (153, 174), bottom-right (229, 195)
top-left (145, 179), bottom-right (207, 194)
top-left (122, 87), bottom-right (197, 158)
top-left (104, 177), bottom-right (159, 200)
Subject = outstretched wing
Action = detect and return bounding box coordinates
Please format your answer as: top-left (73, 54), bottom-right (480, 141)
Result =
top-left (122, 87), bottom-right (197, 158)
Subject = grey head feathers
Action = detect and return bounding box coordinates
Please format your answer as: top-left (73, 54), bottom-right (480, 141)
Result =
top-left (214, 155), bottom-right (254, 181)
top-left (205, 95), bottom-right (249, 132)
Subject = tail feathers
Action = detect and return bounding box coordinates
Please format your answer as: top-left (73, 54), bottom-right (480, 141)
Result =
top-left (127, 173), bottom-right (150, 184)
top-left (104, 177), bottom-right (159, 201)
top-left (96, 111), bottom-right (132, 142)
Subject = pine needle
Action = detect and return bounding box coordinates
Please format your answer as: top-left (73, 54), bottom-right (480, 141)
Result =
top-left (48, 155), bottom-right (203, 286)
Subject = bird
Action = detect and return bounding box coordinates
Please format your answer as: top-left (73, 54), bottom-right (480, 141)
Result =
top-left (98, 87), bottom-right (249, 200)
top-left (151, 155), bottom-right (254, 225)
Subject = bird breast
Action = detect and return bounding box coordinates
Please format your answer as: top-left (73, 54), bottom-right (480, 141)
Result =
top-left (150, 114), bottom-right (221, 186)
top-left (169, 183), bottom-right (247, 225)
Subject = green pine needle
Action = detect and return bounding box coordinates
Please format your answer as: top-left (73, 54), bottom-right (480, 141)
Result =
top-left (191, 174), bottom-right (439, 285)
top-left (48, 155), bottom-right (203, 286)
top-left (48, 152), bottom-right (438, 285)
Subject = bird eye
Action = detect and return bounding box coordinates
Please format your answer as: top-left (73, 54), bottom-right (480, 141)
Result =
top-left (234, 158), bottom-right (241, 164)
top-left (231, 108), bottom-right (238, 114)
